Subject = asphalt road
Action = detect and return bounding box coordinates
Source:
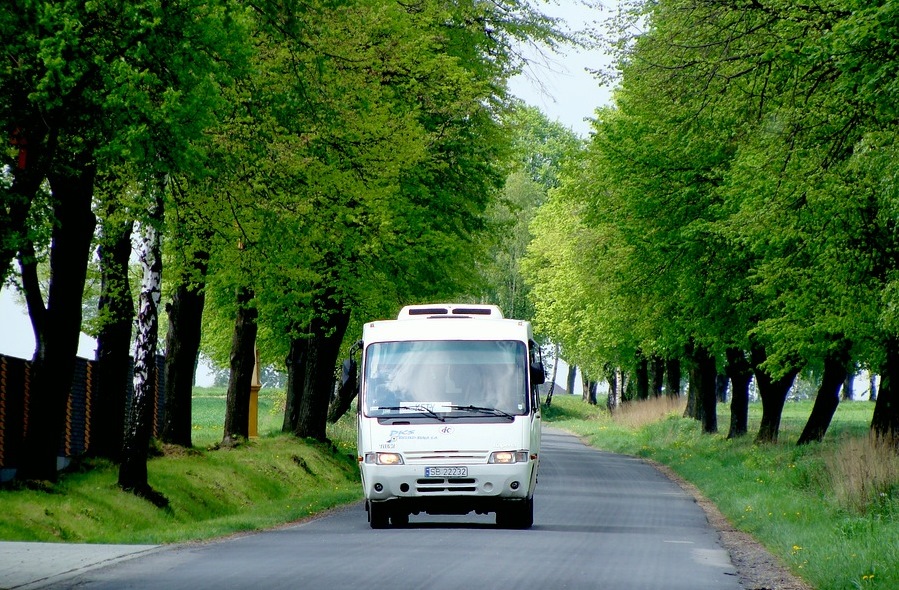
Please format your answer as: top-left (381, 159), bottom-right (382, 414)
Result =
top-left (40, 429), bottom-right (741, 590)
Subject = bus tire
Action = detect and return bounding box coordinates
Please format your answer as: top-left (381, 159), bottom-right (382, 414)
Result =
top-left (497, 498), bottom-right (533, 529)
top-left (369, 501), bottom-right (389, 529)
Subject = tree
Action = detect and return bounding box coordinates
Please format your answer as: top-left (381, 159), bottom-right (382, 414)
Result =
top-left (161, 198), bottom-right (212, 447)
top-left (214, 0), bottom-right (571, 442)
top-left (544, 342), bottom-right (560, 407)
top-left (91, 184), bottom-right (134, 460)
top-left (480, 106), bottom-right (583, 320)
top-left (522, 150), bottom-right (638, 385)
top-left (750, 342), bottom-right (799, 444)
top-left (650, 356), bottom-right (665, 398)
top-left (482, 171), bottom-right (544, 320)
top-left (18, 162), bottom-right (97, 480)
top-left (222, 285), bottom-right (257, 445)
top-left (118, 187), bottom-right (165, 504)
top-left (0, 126), bottom-right (50, 291)
top-left (327, 341), bottom-right (360, 424)
top-left (725, 348), bottom-right (752, 439)
top-left (523, 0), bottom-right (899, 445)
top-left (798, 341), bottom-right (852, 444)
top-left (1, 0), bottom-right (113, 479)
top-left (681, 340), bottom-right (718, 433)
top-left (567, 364), bottom-right (578, 399)
top-left (871, 338), bottom-right (899, 439)
top-left (286, 298), bottom-right (351, 440)
top-left (2, 0), bottom-right (252, 481)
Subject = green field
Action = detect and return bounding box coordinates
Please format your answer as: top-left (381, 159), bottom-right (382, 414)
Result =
top-left (190, 387), bottom-right (289, 447)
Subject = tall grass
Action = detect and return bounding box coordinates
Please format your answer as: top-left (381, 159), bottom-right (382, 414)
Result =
top-left (613, 396), bottom-right (686, 429)
top-left (544, 394), bottom-right (899, 590)
top-left (826, 435), bottom-right (899, 515)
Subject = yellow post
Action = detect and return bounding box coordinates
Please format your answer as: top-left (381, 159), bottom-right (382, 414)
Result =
top-left (249, 347), bottom-right (261, 438)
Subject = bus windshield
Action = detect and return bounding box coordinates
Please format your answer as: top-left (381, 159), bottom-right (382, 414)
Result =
top-left (363, 340), bottom-right (528, 417)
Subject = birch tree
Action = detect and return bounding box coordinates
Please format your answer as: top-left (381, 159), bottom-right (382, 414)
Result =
top-left (118, 187), bottom-right (165, 505)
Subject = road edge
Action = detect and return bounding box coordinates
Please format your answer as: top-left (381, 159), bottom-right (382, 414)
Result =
top-left (644, 459), bottom-right (813, 590)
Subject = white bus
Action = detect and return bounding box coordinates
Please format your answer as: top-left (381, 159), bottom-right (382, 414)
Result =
top-left (356, 303), bottom-right (545, 529)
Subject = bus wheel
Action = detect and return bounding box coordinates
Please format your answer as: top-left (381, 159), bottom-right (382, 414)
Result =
top-left (369, 501), bottom-right (389, 529)
top-left (497, 498), bottom-right (533, 529)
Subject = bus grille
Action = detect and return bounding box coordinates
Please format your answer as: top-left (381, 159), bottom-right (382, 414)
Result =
top-left (403, 451), bottom-right (490, 464)
top-left (416, 478), bottom-right (478, 493)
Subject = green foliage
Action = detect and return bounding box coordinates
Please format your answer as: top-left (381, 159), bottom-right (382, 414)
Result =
top-left (4, 0), bottom-right (576, 371)
top-left (523, 0), bottom-right (899, 395)
top-left (178, 0), bottom-right (576, 382)
top-left (477, 106), bottom-right (584, 321)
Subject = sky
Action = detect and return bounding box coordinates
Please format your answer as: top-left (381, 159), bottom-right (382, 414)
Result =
top-left (508, 0), bottom-right (616, 137)
top-left (0, 1), bottom-right (613, 389)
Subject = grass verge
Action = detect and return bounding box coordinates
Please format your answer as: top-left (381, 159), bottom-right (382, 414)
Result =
top-left (0, 388), bottom-right (361, 544)
top-left (544, 395), bottom-right (899, 590)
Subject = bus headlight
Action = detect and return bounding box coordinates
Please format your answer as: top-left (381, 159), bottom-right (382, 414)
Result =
top-left (488, 450), bottom-right (529, 464)
top-left (365, 452), bottom-right (404, 465)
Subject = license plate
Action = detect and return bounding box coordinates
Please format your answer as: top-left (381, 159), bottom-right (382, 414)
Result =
top-left (424, 466), bottom-right (468, 477)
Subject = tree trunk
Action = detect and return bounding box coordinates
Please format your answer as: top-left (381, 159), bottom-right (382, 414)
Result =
top-left (683, 341), bottom-right (700, 420)
top-left (92, 216), bottom-right (134, 461)
top-left (797, 342), bottom-right (851, 445)
top-left (582, 374), bottom-right (598, 405)
top-left (635, 351), bottom-right (649, 400)
top-left (607, 367), bottom-right (622, 413)
top-left (650, 356), bottom-right (664, 397)
top-left (119, 187), bottom-right (167, 507)
top-left (566, 364), bottom-right (577, 398)
top-left (869, 374), bottom-right (878, 402)
top-left (222, 286), bottom-right (258, 445)
top-left (842, 372), bottom-right (855, 401)
top-left (716, 374), bottom-right (729, 403)
top-left (162, 246), bottom-right (210, 447)
top-left (544, 343), bottom-right (560, 407)
top-left (0, 124), bottom-right (51, 290)
top-left (327, 356), bottom-right (358, 424)
top-left (684, 379), bottom-right (699, 419)
top-left (17, 239), bottom-right (45, 358)
top-left (665, 358), bottom-right (681, 398)
top-left (283, 335), bottom-right (303, 434)
top-left (725, 348), bottom-right (752, 439)
top-left (750, 342), bottom-right (800, 444)
top-left (696, 344), bottom-right (718, 434)
top-left (287, 303), bottom-right (351, 441)
top-left (18, 166), bottom-right (97, 482)
top-left (871, 337), bottom-right (899, 439)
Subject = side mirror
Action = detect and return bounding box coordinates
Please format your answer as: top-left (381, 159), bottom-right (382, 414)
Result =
top-left (340, 357), bottom-right (357, 387)
top-left (341, 339), bottom-right (363, 386)
top-left (530, 361), bottom-right (546, 386)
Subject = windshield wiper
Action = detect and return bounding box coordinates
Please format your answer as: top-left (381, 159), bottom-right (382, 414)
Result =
top-left (376, 405), bottom-right (445, 422)
top-left (448, 405), bottom-right (515, 419)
